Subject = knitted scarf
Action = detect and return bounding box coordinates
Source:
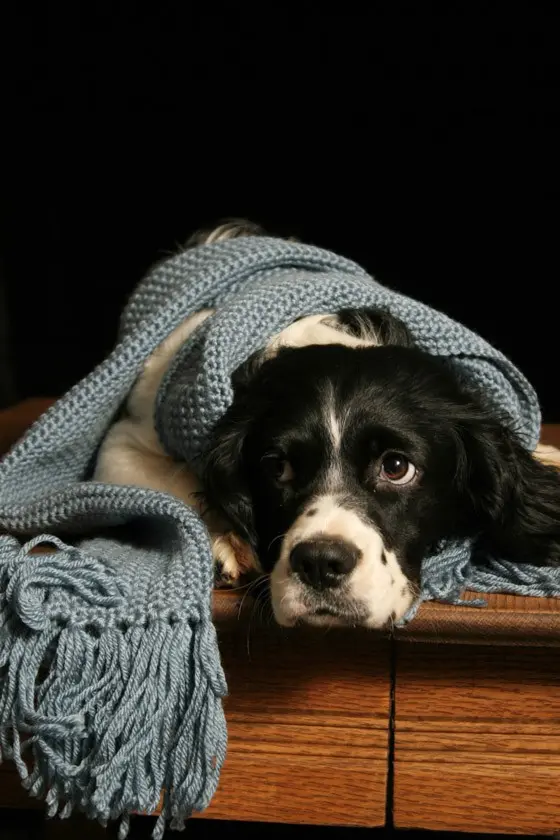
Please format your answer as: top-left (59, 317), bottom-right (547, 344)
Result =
top-left (0, 236), bottom-right (558, 837)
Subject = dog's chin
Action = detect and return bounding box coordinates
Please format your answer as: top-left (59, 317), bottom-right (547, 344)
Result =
top-left (275, 607), bottom-right (360, 629)
top-left (270, 586), bottom-right (412, 630)
top-left (272, 604), bottom-right (404, 630)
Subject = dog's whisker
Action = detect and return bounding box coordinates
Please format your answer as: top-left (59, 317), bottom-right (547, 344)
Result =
top-left (267, 533), bottom-right (288, 552)
top-left (255, 591), bottom-right (271, 625)
top-left (245, 589), bottom-right (270, 659)
top-left (238, 574), bottom-right (268, 616)
top-left (235, 575), bottom-right (267, 593)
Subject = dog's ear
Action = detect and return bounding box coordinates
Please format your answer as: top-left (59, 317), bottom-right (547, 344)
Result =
top-left (335, 308), bottom-right (415, 348)
top-left (204, 349), bottom-right (272, 546)
top-left (456, 414), bottom-right (560, 566)
top-left (203, 404), bottom-right (257, 549)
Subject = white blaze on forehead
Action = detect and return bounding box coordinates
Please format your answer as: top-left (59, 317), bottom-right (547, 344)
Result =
top-left (328, 408), bottom-right (342, 449)
top-left (321, 380), bottom-right (342, 453)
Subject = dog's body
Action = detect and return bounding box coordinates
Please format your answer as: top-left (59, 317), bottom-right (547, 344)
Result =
top-left (95, 221), bottom-right (560, 629)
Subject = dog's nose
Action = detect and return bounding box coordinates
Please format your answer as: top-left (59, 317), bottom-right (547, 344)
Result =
top-left (289, 538), bottom-right (359, 590)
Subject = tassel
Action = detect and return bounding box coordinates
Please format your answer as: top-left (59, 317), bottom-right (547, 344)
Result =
top-left (0, 534), bottom-right (227, 833)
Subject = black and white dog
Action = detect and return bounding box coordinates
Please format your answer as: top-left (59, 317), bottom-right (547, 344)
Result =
top-left (95, 221), bottom-right (560, 629)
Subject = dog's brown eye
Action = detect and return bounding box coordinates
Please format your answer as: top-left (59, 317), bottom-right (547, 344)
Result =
top-left (380, 453), bottom-right (417, 486)
top-left (261, 454), bottom-right (294, 485)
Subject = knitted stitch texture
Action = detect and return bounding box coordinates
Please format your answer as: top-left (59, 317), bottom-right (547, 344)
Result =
top-left (0, 236), bottom-right (557, 837)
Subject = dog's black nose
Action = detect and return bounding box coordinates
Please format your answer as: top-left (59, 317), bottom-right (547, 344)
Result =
top-left (289, 538), bottom-right (359, 590)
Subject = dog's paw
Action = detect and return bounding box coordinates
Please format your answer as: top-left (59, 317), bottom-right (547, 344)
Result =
top-left (212, 531), bottom-right (259, 588)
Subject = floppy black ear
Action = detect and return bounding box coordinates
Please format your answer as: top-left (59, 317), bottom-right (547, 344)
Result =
top-left (203, 408), bottom-right (257, 549)
top-left (335, 307), bottom-right (415, 347)
top-left (457, 415), bottom-right (560, 566)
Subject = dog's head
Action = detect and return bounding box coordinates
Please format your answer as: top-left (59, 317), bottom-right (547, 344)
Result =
top-left (204, 308), bottom-right (560, 628)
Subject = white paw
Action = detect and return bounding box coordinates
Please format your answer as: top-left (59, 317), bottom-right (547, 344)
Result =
top-left (212, 531), bottom-right (259, 587)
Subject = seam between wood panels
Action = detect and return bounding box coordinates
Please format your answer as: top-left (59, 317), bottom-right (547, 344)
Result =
top-left (385, 636), bottom-right (397, 830)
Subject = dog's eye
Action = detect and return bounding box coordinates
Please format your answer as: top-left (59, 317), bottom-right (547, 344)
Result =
top-left (261, 454), bottom-right (294, 485)
top-left (379, 453), bottom-right (417, 486)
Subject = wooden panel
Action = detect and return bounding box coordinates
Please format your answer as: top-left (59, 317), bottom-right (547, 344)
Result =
top-left (394, 642), bottom-right (560, 834)
top-left (202, 754), bottom-right (384, 825)
top-left (199, 611), bottom-right (391, 825)
top-left (396, 590), bottom-right (560, 646)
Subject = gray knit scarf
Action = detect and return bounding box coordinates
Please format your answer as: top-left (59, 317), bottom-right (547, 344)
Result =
top-left (0, 236), bottom-right (558, 837)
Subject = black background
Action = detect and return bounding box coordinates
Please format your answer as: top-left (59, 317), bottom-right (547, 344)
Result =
top-left (2, 11), bottom-right (559, 420)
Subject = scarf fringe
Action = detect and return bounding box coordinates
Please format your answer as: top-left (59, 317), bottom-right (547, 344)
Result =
top-left (0, 535), bottom-right (227, 838)
top-left (399, 540), bottom-right (560, 625)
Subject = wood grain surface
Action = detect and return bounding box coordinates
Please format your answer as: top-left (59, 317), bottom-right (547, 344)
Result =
top-left (199, 617), bottom-right (392, 825)
top-left (393, 641), bottom-right (560, 834)
top-left (395, 590), bottom-right (560, 646)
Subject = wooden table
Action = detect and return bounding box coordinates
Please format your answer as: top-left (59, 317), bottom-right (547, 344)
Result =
top-left (1, 401), bottom-right (559, 834)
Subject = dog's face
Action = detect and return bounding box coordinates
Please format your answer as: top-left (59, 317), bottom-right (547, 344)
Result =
top-left (204, 310), bottom-right (560, 629)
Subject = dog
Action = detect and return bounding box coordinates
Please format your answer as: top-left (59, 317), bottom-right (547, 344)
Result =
top-left (94, 220), bottom-right (560, 629)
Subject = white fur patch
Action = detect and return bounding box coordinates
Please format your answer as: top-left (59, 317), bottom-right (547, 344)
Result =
top-left (326, 390), bottom-right (342, 451)
top-left (270, 495), bottom-right (414, 628)
top-left (265, 313), bottom-right (379, 357)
